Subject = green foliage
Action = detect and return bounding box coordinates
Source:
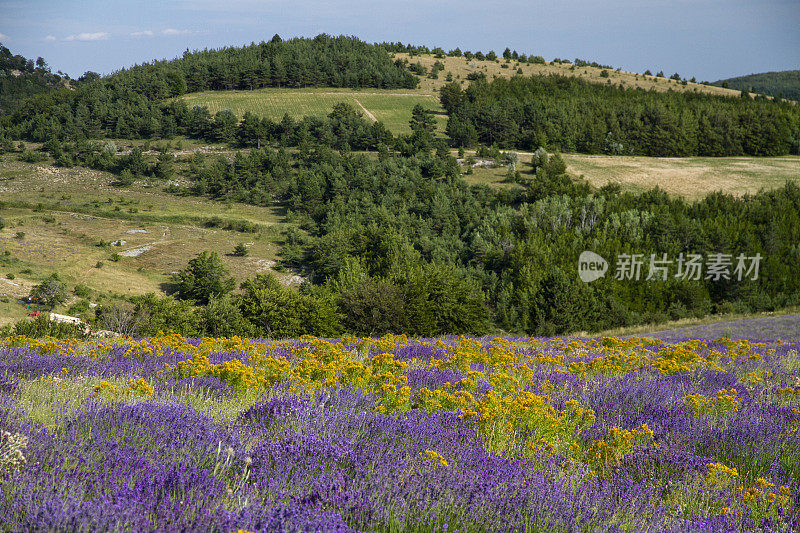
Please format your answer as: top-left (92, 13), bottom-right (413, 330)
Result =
top-left (1, 314), bottom-right (88, 339)
top-left (29, 274), bottom-right (67, 309)
top-left (129, 293), bottom-right (202, 337)
top-left (0, 44), bottom-right (65, 114)
top-left (172, 251), bottom-right (235, 304)
top-left (18, 150), bottom-right (47, 163)
top-left (232, 243), bottom-right (249, 257)
top-left (200, 294), bottom-right (255, 337)
top-left (714, 70), bottom-right (800, 101)
top-left (238, 274), bottom-right (343, 338)
top-left (445, 75), bottom-right (800, 156)
top-left (73, 284), bottom-right (90, 298)
top-left (5, 35), bottom-right (417, 144)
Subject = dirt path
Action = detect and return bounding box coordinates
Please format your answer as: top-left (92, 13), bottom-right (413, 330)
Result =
top-left (353, 98), bottom-right (377, 122)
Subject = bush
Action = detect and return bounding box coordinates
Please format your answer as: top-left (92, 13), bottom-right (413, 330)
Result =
top-left (73, 284), bottom-right (90, 298)
top-left (29, 274), bottom-right (68, 309)
top-left (19, 150), bottom-right (47, 163)
top-left (129, 293), bottom-right (202, 337)
top-left (201, 295), bottom-right (255, 337)
top-left (239, 274), bottom-right (343, 338)
top-left (8, 314), bottom-right (88, 339)
top-left (232, 243), bottom-right (249, 257)
top-left (172, 251), bottom-right (235, 304)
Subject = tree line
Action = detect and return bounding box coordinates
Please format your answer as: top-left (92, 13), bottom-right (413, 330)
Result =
top-left (440, 76), bottom-right (800, 156)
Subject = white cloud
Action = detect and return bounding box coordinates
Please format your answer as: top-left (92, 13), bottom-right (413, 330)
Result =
top-left (65, 32), bottom-right (109, 42)
top-left (162, 28), bottom-right (192, 36)
top-left (131, 30), bottom-right (154, 37)
top-left (44, 35), bottom-right (56, 41)
top-left (0, 32), bottom-right (9, 41)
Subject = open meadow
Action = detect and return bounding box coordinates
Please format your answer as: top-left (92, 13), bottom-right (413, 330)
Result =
top-left (0, 330), bottom-right (798, 531)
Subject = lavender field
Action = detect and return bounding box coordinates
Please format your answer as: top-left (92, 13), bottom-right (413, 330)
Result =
top-left (0, 332), bottom-right (798, 532)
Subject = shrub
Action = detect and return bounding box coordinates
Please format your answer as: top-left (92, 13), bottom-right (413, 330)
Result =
top-left (172, 251), bottom-right (235, 304)
top-left (129, 293), bottom-right (201, 337)
top-left (232, 243), bottom-right (249, 257)
top-left (239, 274), bottom-right (343, 338)
top-left (19, 150), bottom-right (47, 163)
top-left (9, 314), bottom-right (88, 339)
top-left (29, 274), bottom-right (68, 309)
top-left (73, 284), bottom-right (90, 298)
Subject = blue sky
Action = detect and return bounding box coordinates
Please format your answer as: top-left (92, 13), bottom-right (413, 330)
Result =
top-left (1, 0), bottom-right (798, 81)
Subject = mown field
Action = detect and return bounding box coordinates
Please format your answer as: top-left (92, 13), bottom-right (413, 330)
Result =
top-left (463, 153), bottom-right (800, 200)
top-left (562, 154), bottom-right (800, 200)
top-left (181, 88), bottom-right (446, 135)
top-left (0, 331), bottom-right (797, 531)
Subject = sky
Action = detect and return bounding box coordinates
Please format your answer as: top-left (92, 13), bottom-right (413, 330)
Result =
top-left (0, 0), bottom-right (798, 81)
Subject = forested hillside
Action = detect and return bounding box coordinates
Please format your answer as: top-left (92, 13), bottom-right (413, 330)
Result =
top-left (715, 70), bottom-right (800, 101)
top-left (0, 35), bottom-right (416, 142)
top-left (441, 76), bottom-right (800, 156)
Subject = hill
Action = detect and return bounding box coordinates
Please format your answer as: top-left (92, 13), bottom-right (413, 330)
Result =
top-left (714, 70), bottom-right (800, 101)
top-left (392, 51), bottom-right (751, 99)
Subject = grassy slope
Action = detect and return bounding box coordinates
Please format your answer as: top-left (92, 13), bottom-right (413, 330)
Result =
top-left (179, 53), bottom-right (754, 138)
top-left (394, 53), bottom-right (757, 98)
top-left (0, 152), bottom-right (298, 327)
top-left (561, 154), bottom-right (800, 200)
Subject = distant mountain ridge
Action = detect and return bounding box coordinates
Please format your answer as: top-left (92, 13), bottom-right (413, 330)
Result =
top-left (714, 70), bottom-right (800, 101)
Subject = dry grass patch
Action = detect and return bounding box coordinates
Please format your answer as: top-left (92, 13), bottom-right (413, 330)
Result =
top-left (563, 154), bottom-right (800, 200)
top-left (394, 53), bottom-right (761, 99)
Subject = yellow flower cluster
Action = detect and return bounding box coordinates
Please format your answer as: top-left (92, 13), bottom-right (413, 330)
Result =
top-left (92, 378), bottom-right (154, 398)
top-left (578, 424), bottom-right (654, 476)
top-left (162, 339), bottom-right (412, 412)
top-left (127, 377), bottom-right (154, 397)
top-left (705, 462), bottom-right (739, 486)
top-left (682, 389), bottom-right (739, 417)
top-left (420, 450), bottom-right (449, 467)
top-left (704, 463), bottom-right (792, 521)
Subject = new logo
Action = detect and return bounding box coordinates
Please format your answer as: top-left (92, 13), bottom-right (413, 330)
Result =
top-left (578, 251), bottom-right (608, 283)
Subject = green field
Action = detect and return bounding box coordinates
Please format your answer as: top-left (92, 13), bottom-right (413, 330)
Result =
top-left (181, 88), bottom-right (446, 135)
